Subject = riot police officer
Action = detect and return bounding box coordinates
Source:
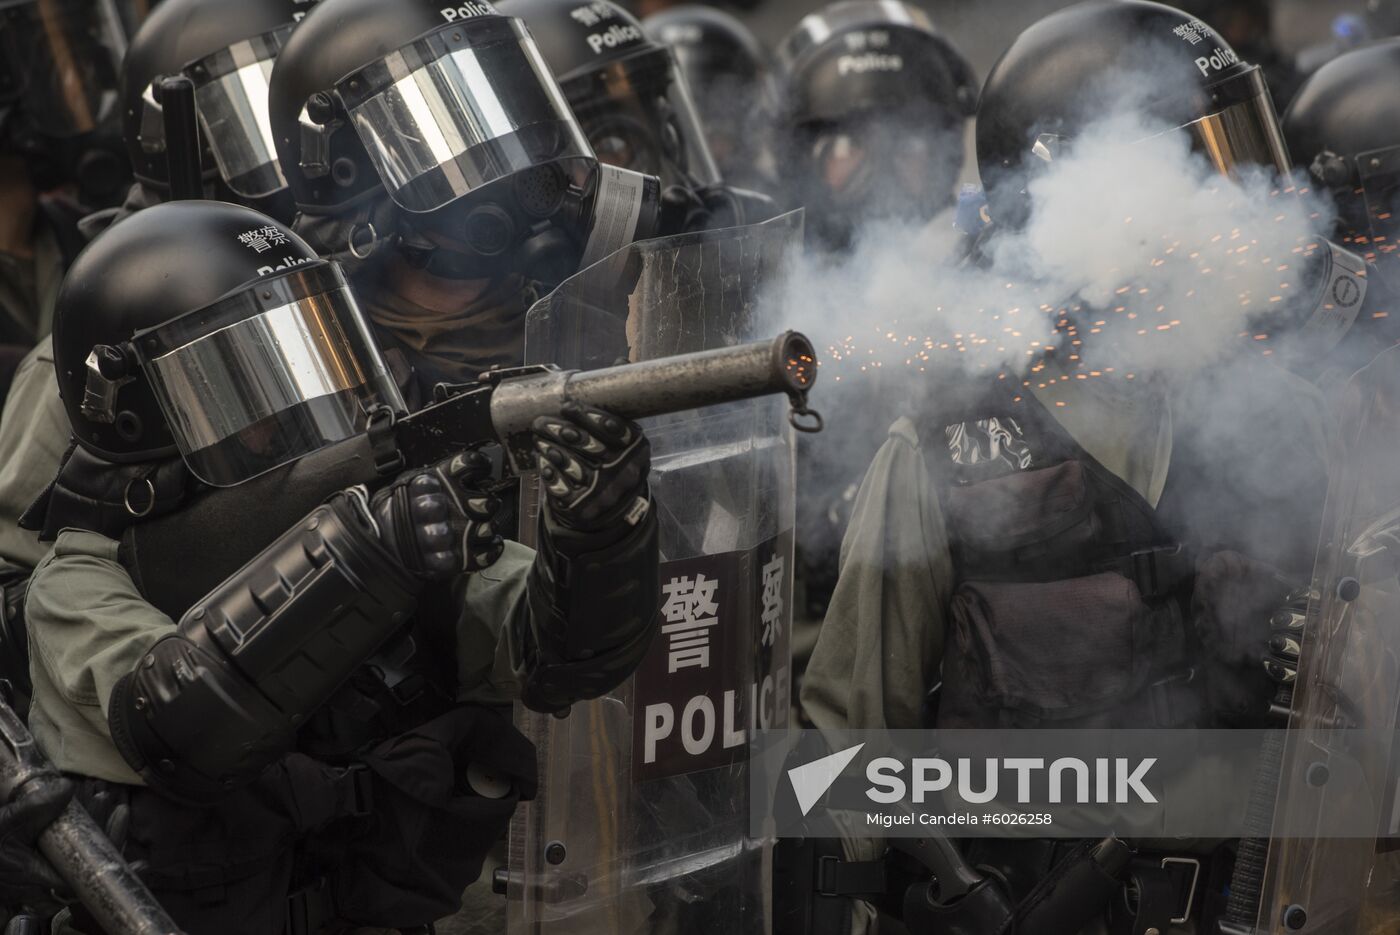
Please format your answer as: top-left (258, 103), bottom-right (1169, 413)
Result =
top-left (270, 0), bottom-right (668, 399)
top-left (0, 0), bottom-right (328, 693)
top-left (0, 0), bottom-right (130, 350)
top-left (772, 0), bottom-right (977, 253)
top-left (1285, 39), bottom-right (1400, 290)
top-left (25, 199), bottom-right (660, 933)
top-left (642, 4), bottom-right (776, 193)
top-left (798, 3), bottom-right (1367, 934)
top-left (496, 0), bottom-right (775, 232)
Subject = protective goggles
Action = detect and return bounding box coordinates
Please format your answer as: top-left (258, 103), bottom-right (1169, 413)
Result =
top-left (183, 24), bottom-right (294, 199)
top-left (130, 262), bottom-right (405, 487)
top-left (0, 0), bottom-right (125, 137)
top-left (334, 16), bottom-right (594, 214)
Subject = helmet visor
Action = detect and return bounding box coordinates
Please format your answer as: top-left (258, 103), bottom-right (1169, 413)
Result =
top-left (563, 44), bottom-right (721, 190)
top-left (1179, 67), bottom-right (1290, 178)
top-left (134, 263), bottom-right (406, 487)
top-left (185, 26), bottom-right (291, 199)
top-left (0, 0), bottom-right (125, 137)
top-left (337, 17), bottom-right (594, 214)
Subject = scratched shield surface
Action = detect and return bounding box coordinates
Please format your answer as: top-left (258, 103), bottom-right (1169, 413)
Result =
top-left (506, 212), bottom-right (803, 935)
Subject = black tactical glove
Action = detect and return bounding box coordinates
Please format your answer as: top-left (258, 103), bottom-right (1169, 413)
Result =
top-left (0, 780), bottom-right (70, 911)
top-left (1192, 551), bottom-right (1297, 725)
top-left (532, 402), bottom-right (650, 535)
top-left (369, 451), bottom-right (504, 579)
top-left (1263, 587), bottom-right (1310, 687)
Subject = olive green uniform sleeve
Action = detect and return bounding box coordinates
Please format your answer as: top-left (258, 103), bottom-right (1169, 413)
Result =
top-left (801, 416), bottom-right (955, 735)
top-left (453, 539), bottom-right (534, 705)
top-left (0, 337), bottom-right (70, 568)
top-left (26, 529), bottom-right (174, 784)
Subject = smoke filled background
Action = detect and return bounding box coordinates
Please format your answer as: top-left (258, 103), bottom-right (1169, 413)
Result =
top-left (634, 0), bottom-right (1381, 185)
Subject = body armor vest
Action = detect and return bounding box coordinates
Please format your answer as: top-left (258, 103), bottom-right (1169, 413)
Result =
top-left (930, 384), bottom-right (1195, 730)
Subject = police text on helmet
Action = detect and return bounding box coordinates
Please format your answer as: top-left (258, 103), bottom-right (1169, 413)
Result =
top-left (1194, 45), bottom-right (1239, 77)
top-left (440, 1), bottom-right (496, 22)
top-left (837, 53), bottom-right (904, 76)
top-left (587, 22), bottom-right (643, 55)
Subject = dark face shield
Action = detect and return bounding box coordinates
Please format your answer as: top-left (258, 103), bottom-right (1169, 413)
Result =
top-left (0, 0), bottom-right (125, 138)
top-left (132, 263), bottom-right (405, 487)
top-left (336, 17), bottom-right (594, 214)
top-left (562, 44), bottom-right (721, 191)
top-left (184, 25), bottom-right (293, 200)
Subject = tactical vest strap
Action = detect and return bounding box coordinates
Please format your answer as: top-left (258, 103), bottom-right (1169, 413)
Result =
top-left (1096, 544), bottom-right (1190, 603)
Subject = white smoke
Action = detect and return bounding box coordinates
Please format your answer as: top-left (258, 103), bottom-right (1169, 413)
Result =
top-left (763, 87), bottom-right (1342, 574)
top-left (771, 107), bottom-right (1332, 388)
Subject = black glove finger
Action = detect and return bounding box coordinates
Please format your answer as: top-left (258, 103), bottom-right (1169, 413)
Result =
top-left (103, 803), bottom-right (129, 852)
top-left (1263, 658), bottom-right (1297, 685)
top-left (415, 519), bottom-right (455, 554)
top-left (419, 548), bottom-right (461, 577)
top-left (1267, 633), bottom-right (1301, 663)
top-left (1, 782), bottom-right (72, 844)
top-left (560, 402), bottom-right (636, 450)
top-left (464, 536), bottom-right (505, 573)
top-left (443, 450), bottom-right (495, 490)
top-left (462, 494), bottom-right (501, 522)
top-left (535, 441), bottom-right (592, 489)
top-left (1270, 608), bottom-right (1307, 634)
top-left (533, 414), bottom-right (608, 460)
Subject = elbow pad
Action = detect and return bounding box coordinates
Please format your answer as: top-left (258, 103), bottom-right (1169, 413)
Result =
top-left (519, 506), bottom-right (661, 713)
top-left (108, 491), bottom-right (422, 804)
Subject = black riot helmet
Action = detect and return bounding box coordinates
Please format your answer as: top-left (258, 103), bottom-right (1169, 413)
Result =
top-left (53, 200), bottom-right (403, 486)
top-left (270, 0), bottom-right (657, 288)
top-left (977, 0), bottom-right (1291, 229)
top-left (0, 0), bottom-right (130, 205)
top-left (496, 0), bottom-right (722, 190)
top-left (774, 0), bottom-right (977, 250)
top-left (121, 0), bottom-right (314, 217)
top-left (114, 0), bottom-right (161, 36)
top-left (642, 4), bottom-right (772, 181)
top-left (1284, 38), bottom-right (1400, 283)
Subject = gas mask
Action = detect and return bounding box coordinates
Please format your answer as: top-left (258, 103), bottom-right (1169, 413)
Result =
top-left (320, 14), bottom-right (659, 290)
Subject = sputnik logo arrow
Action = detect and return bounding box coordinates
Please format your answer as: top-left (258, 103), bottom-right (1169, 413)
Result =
top-left (788, 743), bottom-right (865, 817)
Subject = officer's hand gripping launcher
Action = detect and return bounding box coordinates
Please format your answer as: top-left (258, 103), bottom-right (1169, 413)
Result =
top-left (106, 333), bottom-right (821, 807)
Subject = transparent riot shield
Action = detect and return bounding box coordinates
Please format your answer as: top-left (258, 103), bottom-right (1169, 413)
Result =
top-left (505, 211), bottom-right (804, 935)
top-left (1255, 344), bottom-right (1400, 933)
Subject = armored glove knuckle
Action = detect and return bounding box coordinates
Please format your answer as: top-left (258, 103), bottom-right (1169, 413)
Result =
top-left (370, 451), bottom-right (505, 578)
top-left (532, 402), bottom-right (652, 534)
top-left (1263, 587), bottom-right (1309, 685)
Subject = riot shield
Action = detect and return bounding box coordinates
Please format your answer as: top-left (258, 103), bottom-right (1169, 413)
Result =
top-left (505, 212), bottom-right (804, 935)
top-left (1254, 344), bottom-right (1400, 934)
